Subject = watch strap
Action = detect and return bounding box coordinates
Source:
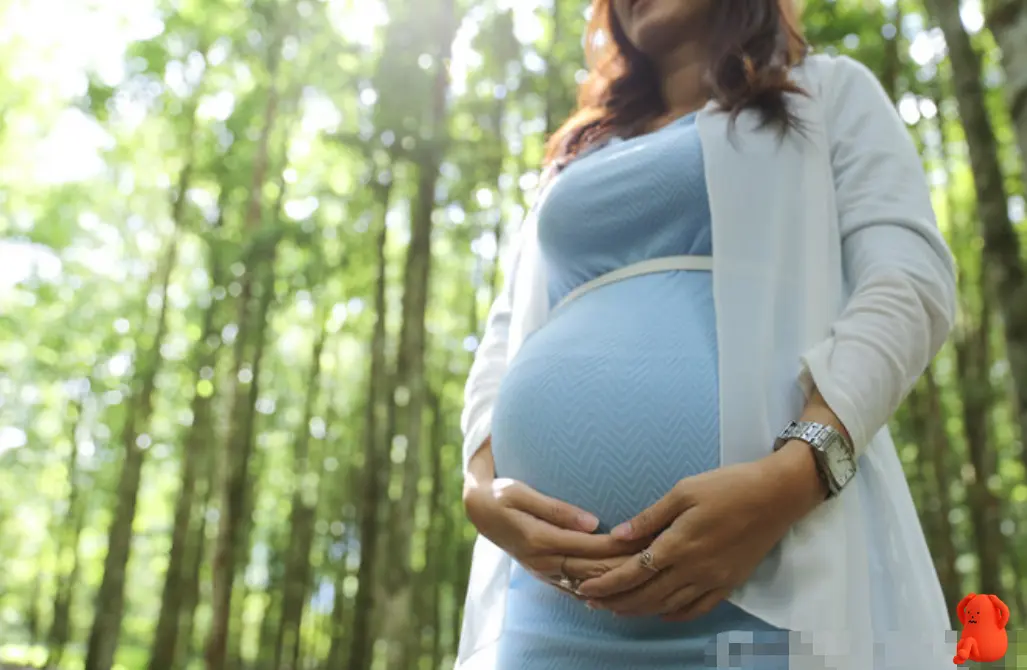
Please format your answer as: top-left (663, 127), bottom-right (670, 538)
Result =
top-left (774, 420), bottom-right (854, 498)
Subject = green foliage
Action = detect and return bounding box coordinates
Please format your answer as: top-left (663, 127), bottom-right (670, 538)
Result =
top-left (1, 0), bottom-right (1026, 668)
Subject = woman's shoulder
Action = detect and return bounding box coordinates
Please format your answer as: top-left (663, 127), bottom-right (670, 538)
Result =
top-left (793, 52), bottom-right (891, 105)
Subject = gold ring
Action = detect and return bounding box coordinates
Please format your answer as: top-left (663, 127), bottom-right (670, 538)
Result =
top-left (639, 548), bottom-right (660, 573)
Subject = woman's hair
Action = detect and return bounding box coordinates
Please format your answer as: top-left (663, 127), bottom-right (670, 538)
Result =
top-left (546, 0), bottom-right (809, 166)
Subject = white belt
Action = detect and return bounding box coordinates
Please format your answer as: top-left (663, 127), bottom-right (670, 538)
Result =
top-left (553, 254), bottom-right (713, 312)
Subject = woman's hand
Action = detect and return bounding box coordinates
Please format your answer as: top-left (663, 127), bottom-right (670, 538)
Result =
top-left (574, 441), bottom-right (826, 619)
top-left (464, 441), bottom-right (648, 593)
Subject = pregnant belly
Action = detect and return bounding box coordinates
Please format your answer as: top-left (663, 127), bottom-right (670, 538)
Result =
top-left (490, 274), bottom-right (719, 529)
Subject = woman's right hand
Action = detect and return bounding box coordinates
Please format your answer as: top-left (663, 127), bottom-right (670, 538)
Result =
top-left (463, 440), bottom-right (648, 590)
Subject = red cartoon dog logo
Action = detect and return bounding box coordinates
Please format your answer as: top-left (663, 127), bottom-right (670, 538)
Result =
top-left (953, 593), bottom-right (1009, 664)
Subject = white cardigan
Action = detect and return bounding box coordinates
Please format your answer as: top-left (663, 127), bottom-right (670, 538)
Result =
top-left (458, 54), bottom-right (958, 670)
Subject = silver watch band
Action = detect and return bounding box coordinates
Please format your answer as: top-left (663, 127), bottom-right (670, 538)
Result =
top-left (774, 420), bottom-right (856, 498)
top-left (775, 420), bottom-right (851, 451)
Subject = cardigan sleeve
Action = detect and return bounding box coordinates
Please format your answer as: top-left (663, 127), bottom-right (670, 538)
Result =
top-left (460, 216), bottom-right (525, 474)
top-left (798, 56), bottom-right (958, 460)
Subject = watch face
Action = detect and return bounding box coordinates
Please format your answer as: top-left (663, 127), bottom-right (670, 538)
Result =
top-left (825, 437), bottom-right (856, 486)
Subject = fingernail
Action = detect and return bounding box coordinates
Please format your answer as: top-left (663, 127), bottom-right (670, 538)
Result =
top-left (578, 513), bottom-right (599, 531)
top-left (611, 522), bottom-right (632, 539)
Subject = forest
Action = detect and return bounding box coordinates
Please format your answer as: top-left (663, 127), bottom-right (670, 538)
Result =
top-left (1, 0), bottom-right (1027, 668)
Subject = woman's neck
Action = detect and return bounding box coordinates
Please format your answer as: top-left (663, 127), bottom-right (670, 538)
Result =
top-left (654, 41), bottom-right (711, 117)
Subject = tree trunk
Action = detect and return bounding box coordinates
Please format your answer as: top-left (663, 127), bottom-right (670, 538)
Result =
top-left (452, 540), bottom-right (471, 657)
top-left (384, 6), bottom-right (456, 668)
top-left (26, 571), bottom-right (42, 645)
top-left (84, 225), bottom-right (182, 670)
top-left (985, 0), bottom-right (1027, 186)
top-left (149, 234), bottom-right (226, 670)
top-left (346, 177), bottom-right (394, 670)
top-left (45, 498), bottom-right (87, 669)
top-left (256, 532), bottom-right (287, 667)
top-left (544, 0), bottom-right (562, 136)
top-left (274, 320), bottom-right (328, 670)
top-left (425, 390), bottom-right (446, 670)
top-left (208, 254), bottom-right (279, 670)
top-left (954, 282), bottom-right (1004, 597)
top-left (204, 62), bottom-right (282, 669)
top-left (924, 0), bottom-right (1027, 481)
top-left (324, 567), bottom-right (350, 670)
top-left (176, 445), bottom-right (216, 668)
top-left (45, 399), bottom-right (88, 668)
top-left (880, 3), bottom-right (903, 101)
top-left (915, 371), bottom-right (961, 624)
top-left (486, 92), bottom-right (509, 306)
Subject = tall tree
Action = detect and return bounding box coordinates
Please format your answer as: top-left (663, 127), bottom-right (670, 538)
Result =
top-left (149, 180), bottom-right (229, 670)
top-left (204, 17), bottom-right (289, 664)
top-left (382, 3), bottom-right (458, 667)
top-left (45, 395), bottom-right (89, 669)
top-left (984, 0), bottom-right (1027, 185)
top-left (273, 300), bottom-right (329, 670)
top-left (84, 158), bottom-right (191, 670)
top-left (345, 173), bottom-right (394, 670)
top-left (923, 0), bottom-right (1027, 476)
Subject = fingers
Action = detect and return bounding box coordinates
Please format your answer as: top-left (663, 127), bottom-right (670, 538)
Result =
top-left (521, 553), bottom-right (566, 580)
top-left (662, 588), bottom-right (728, 622)
top-left (611, 486), bottom-right (684, 541)
top-left (519, 512), bottom-right (646, 558)
top-left (562, 555), bottom-right (634, 581)
top-left (576, 526), bottom-right (681, 598)
top-left (500, 483), bottom-right (598, 532)
top-left (592, 567), bottom-right (687, 616)
top-left (525, 567), bottom-right (587, 599)
top-left (658, 582), bottom-right (702, 616)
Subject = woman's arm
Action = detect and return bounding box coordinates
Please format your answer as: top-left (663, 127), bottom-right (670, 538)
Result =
top-left (461, 210), bottom-right (530, 475)
top-left (764, 57), bottom-right (957, 517)
top-left (796, 56), bottom-right (958, 462)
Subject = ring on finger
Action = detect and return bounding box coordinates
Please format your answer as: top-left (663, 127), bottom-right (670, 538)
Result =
top-left (556, 556), bottom-right (583, 592)
top-left (557, 574), bottom-right (583, 592)
top-left (639, 548), bottom-right (660, 573)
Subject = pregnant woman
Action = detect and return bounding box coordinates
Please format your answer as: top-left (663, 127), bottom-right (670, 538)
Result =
top-left (459, 1), bottom-right (958, 669)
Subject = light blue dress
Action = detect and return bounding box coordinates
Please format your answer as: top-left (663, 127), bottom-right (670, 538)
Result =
top-left (489, 113), bottom-right (792, 668)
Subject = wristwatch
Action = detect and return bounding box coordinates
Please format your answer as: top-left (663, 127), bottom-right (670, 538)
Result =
top-left (773, 420), bottom-right (857, 499)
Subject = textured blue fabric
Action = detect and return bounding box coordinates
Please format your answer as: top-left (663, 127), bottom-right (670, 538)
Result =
top-left (489, 113), bottom-right (790, 668)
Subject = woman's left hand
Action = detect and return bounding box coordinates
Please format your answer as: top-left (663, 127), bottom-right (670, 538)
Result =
top-left (574, 443), bottom-right (825, 621)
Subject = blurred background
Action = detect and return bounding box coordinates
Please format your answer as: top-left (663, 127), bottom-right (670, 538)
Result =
top-left (1, 0), bottom-right (1026, 668)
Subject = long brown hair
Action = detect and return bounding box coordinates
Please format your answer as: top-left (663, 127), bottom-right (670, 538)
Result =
top-left (546, 0), bottom-right (810, 166)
